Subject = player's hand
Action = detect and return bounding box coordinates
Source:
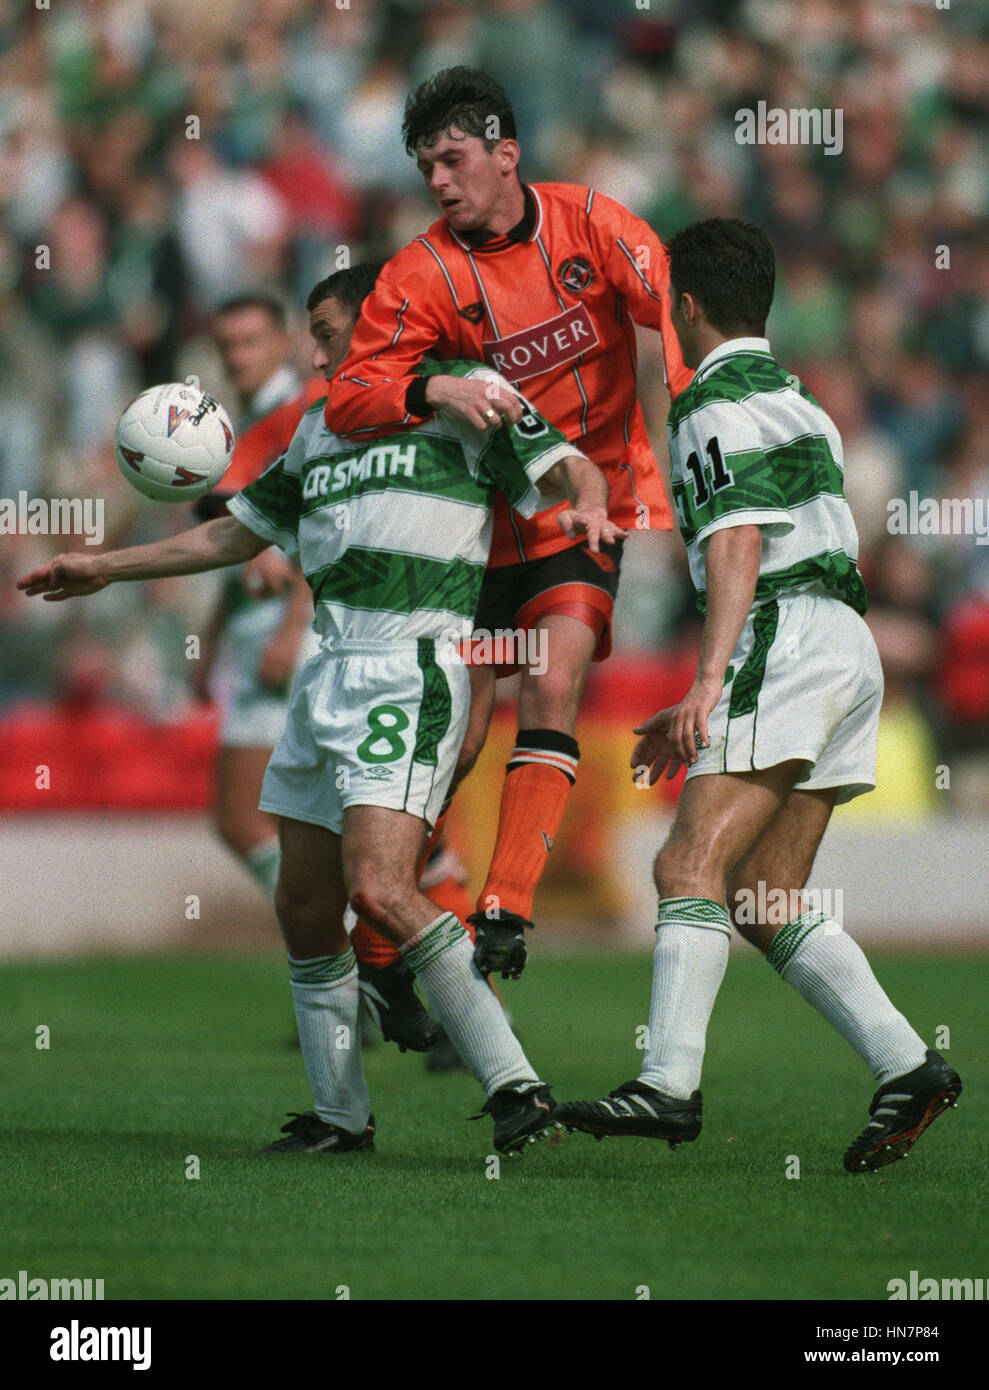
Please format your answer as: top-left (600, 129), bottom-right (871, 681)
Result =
top-left (631, 677), bottom-right (721, 780)
top-left (666, 676), bottom-right (721, 767)
top-left (424, 374), bottom-right (523, 432)
top-left (631, 707), bottom-right (683, 784)
top-left (557, 508), bottom-right (628, 554)
top-left (258, 628), bottom-right (298, 690)
top-left (241, 548), bottom-right (294, 599)
top-left (17, 553), bottom-right (109, 601)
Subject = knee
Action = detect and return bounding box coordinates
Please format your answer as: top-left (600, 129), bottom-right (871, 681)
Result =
top-left (216, 803), bottom-right (268, 858)
top-left (652, 844), bottom-right (685, 899)
top-left (522, 666), bottom-right (580, 727)
top-left (348, 874), bottom-right (408, 940)
top-left (274, 873), bottom-right (310, 932)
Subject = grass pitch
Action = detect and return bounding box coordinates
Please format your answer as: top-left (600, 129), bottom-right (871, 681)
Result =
top-left (1, 949), bottom-right (984, 1301)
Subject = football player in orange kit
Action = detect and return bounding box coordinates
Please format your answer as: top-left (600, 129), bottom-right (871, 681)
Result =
top-left (325, 67), bottom-right (692, 984)
top-left (196, 298), bottom-right (325, 902)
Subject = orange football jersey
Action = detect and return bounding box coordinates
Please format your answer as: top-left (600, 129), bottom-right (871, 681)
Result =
top-left (219, 378), bottom-right (328, 494)
top-left (324, 183), bottom-right (692, 566)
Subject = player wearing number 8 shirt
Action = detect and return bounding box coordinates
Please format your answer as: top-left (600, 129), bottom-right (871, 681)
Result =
top-left (230, 357), bottom-right (605, 837)
top-left (18, 265), bottom-right (622, 1156)
top-left (325, 66), bottom-right (693, 983)
top-left (227, 353), bottom-right (622, 1153)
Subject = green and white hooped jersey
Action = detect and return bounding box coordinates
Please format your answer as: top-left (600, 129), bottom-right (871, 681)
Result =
top-left (227, 362), bottom-right (574, 645)
top-left (667, 338), bottom-right (868, 616)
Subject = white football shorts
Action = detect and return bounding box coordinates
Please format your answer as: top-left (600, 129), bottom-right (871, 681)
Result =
top-left (686, 587), bottom-right (883, 803)
top-left (258, 637), bottom-right (470, 834)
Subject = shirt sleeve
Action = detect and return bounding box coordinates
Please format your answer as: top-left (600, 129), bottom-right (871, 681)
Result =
top-left (671, 400), bottom-right (794, 548)
top-left (468, 369), bottom-right (578, 519)
top-left (226, 453), bottom-right (301, 557)
top-left (322, 242), bottom-right (448, 440)
top-left (586, 190), bottom-right (693, 400)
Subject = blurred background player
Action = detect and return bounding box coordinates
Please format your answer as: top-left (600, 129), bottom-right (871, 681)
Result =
top-left (195, 294), bottom-right (323, 901)
top-left (325, 66), bottom-right (692, 986)
top-left (557, 220), bottom-right (962, 1172)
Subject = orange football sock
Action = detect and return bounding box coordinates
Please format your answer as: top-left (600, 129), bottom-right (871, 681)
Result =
top-left (425, 873), bottom-right (475, 941)
top-left (351, 916), bottom-right (400, 968)
top-left (478, 730), bottom-right (579, 922)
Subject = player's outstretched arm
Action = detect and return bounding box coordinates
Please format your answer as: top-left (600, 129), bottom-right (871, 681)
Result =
top-left (548, 454), bottom-right (629, 553)
top-left (17, 516), bottom-right (269, 602)
top-left (325, 248), bottom-right (451, 439)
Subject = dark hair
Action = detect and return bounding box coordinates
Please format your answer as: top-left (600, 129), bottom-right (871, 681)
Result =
top-left (306, 262), bottom-right (383, 316)
top-left (667, 219), bottom-right (775, 336)
top-left (213, 293), bottom-right (287, 330)
top-left (402, 66), bottom-right (517, 156)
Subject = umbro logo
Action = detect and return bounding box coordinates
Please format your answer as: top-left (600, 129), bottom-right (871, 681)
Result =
top-left (458, 301), bottom-right (485, 324)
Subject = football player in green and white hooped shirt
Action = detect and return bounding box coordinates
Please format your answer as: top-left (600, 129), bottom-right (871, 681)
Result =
top-left (557, 219), bottom-right (961, 1173)
top-left (18, 273), bottom-right (624, 1158)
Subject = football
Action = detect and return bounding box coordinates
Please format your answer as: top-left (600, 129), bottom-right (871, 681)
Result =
top-left (115, 380), bottom-right (235, 502)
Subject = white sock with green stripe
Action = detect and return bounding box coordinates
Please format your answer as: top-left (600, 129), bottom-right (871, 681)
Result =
top-left (767, 912), bottom-right (927, 1085)
top-left (245, 838), bottom-right (280, 897)
top-left (288, 949), bottom-right (370, 1132)
top-left (638, 897), bottom-right (732, 1100)
top-left (401, 913), bottom-right (538, 1096)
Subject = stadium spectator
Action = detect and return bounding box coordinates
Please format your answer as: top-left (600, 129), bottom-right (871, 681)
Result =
top-left (2, 0), bottom-right (985, 808)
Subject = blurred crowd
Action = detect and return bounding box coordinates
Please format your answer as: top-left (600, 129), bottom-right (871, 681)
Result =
top-left (1, 0), bottom-right (987, 809)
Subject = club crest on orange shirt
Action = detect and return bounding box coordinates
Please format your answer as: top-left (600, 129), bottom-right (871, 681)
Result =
top-left (557, 257), bottom-right (595, 295)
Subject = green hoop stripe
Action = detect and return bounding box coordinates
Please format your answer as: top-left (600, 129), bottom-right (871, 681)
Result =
top-left (310, 547), bottom-right (484, 619)
top-left (402, 914), bottom-right (466, 975)
top-left (657, 897), bottom-right (732, 935)
top-left (767, 911), bottom-right (827, 976)
top-left (288, 949), bottom-right (356, 986)
top-left (698, 552), bottom-right (868, 617)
